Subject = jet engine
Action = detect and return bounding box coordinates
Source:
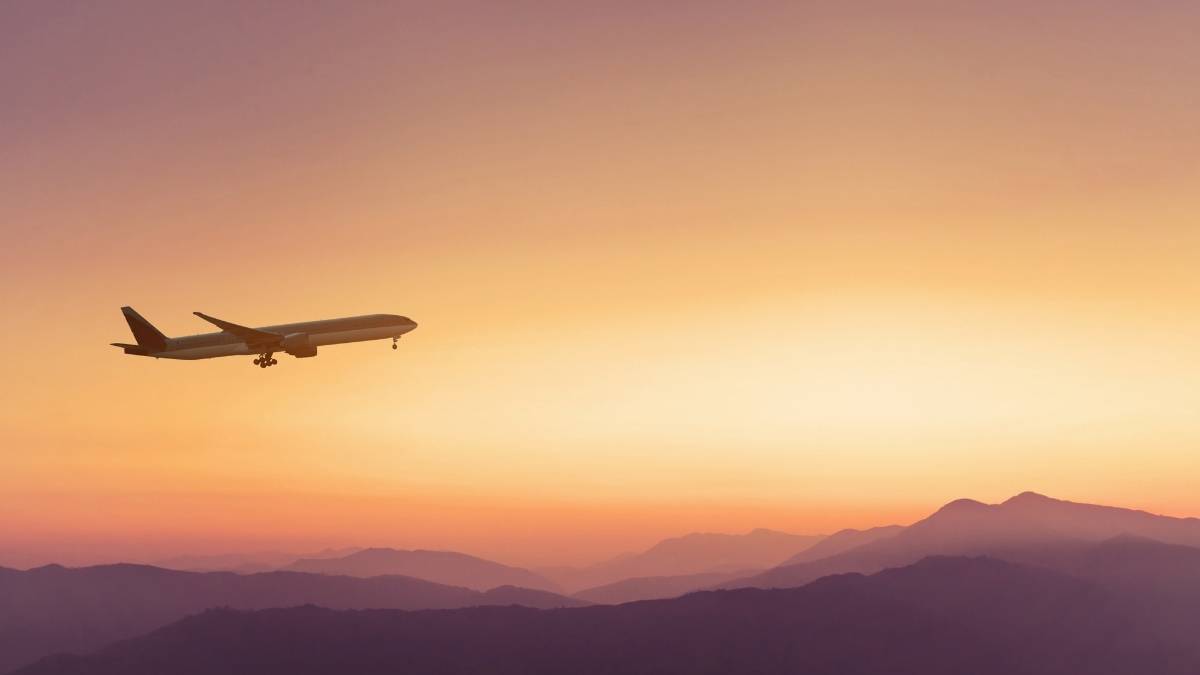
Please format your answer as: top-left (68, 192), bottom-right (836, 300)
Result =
top-left (280, 333), bottom-right (318, 358)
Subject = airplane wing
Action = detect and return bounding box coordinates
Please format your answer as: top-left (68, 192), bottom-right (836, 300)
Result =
top-left (193, 312), bottom-right (282, 347)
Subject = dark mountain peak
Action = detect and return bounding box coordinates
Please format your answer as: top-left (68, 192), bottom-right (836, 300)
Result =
top-left (1000, 492), bottom-right (1078, 513)
top-left (933, 498), bottom-right (990, 515)
top-left (1003, 491), bottom-right (1055, 505)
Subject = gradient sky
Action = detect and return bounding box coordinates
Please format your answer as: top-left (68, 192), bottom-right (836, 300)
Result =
top-left (3, 1), bottom-right (1200, 569)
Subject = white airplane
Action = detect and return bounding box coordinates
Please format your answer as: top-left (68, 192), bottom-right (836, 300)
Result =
top-left (112, 307), bottom-right (417, 368)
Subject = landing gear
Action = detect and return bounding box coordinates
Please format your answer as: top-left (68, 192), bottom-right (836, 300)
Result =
top-left (392, 337), bottom-right (399, 350)
top-left (254, 353), bottom-right (278, 368)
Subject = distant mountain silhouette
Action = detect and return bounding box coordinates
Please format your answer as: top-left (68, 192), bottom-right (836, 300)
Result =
top-left (573, 570), bottom-right (752, 604)
top-left (779, 524), bottom-right (904, 564)
top-left (0, 563), bottom-right (584, 674)
top-left (155, 547), bottom-right (361, 574)
top-left (477, 585), bottom-right (587, 608)
top-left (543, 529), bottom-right (822, 592)
top-left (720, 492), bottom-right (1200, 590)
top-left (1000, 534), bottom-right (1200, 646)
top-left (17, 556), bottom-right (1196, 675)
top-left (283, 548), bottom-right (559, 592)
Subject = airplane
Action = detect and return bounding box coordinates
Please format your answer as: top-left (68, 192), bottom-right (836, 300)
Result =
top-left (111, 307), bottom-right (417, 368)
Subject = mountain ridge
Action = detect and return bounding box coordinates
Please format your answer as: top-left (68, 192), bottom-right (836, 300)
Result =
top-left (284, 548), bottom-right (560, 592)
top-left (541, 528), bottom-right (823, 592)
top-left (0, 562), bottom-right (584, 674)
top-left (719, 492), bottom-right (1200, 590)
top-left (16, 555), bottom-right (1194, 675)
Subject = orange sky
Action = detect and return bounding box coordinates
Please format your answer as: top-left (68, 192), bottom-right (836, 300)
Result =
top-left (3, 1), bottom-right (1200, 568)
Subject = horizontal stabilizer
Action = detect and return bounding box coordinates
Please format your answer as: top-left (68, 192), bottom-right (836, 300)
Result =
top-left (193, 312), bottom-right (281, 347)
top-left (111, 342), bottom-right (150, 355)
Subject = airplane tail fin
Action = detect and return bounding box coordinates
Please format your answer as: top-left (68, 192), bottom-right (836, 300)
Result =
top-left (120, 306), bottom-right (168, 352)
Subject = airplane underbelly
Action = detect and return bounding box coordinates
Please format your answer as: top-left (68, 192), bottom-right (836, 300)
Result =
top-left (157, 326), bottom-right (402, 358)
top-left (159, 343), bottom-right (253, 360)
top-left (310, 326), bottom-right (400, 346)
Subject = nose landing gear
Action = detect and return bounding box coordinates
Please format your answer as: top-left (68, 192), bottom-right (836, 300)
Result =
top-left (253, 353), bottom-right (278, 368)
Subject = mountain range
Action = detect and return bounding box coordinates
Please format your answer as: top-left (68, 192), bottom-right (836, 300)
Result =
top-left (8, 491), bottom-right (1200, 674)
top-left (154, 548), bottom-right (361, 574)
top-left (0, 563), bottom-right (584, 674)
top-left (540, 528), bottom-right (822, 592)
top-left (283, 547), bottom-right (561, 592)
top-left (717, 491), bottom-right (1200, 590)
top-left (16, 554), bottom-right (1199, 675)
top-left (562, 524), bottom-right (902, 602)
top-left (778, 524), bottom-right (904, 564)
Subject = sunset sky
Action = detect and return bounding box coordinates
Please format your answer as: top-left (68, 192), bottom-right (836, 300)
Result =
top-left (3, 1), bottom-right (1200, 569)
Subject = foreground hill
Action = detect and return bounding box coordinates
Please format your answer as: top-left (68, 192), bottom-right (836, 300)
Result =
top-left (17, 556), bottom-right (1196, 675)
top-left (284, 548), bottom-right (559, 592)
top-left (722, 491), bottom-right (1200, 589)
top-left (543, 529), bottom-right (822, 592)
top-left (0, 563), bottom-right (584, 674)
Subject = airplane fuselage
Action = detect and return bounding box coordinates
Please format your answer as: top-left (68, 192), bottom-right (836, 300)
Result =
top-left (113, 308), bottom-right (417, 366)
top-left (159, 314), bottom-right (417, 360)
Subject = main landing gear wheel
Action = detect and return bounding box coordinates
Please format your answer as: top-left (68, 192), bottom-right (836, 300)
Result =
top-left (392, 337), bottom-right (399, 350)
top-left (254, 353), bottom-right (278, 368)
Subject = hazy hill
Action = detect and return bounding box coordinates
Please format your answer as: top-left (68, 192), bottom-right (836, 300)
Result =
top-left (721, 492), bottom-right (1200, 590)
top-left (0, 563), bottom-right (584, 674)
top-left (284, 548), bottom-right (559, 592)
top-left (779, 524), bottom-right (904, 564)
top-left (1003, 534), bottom-right (1200, 644)
top-left (573, 570), bottom-right (751, 604)
top-left (543, 529), bottom-right (823, 592)
top-left (17, 556), bottom-right (1195, 675)
top-left (154, 548), bottom-right (361, 574)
